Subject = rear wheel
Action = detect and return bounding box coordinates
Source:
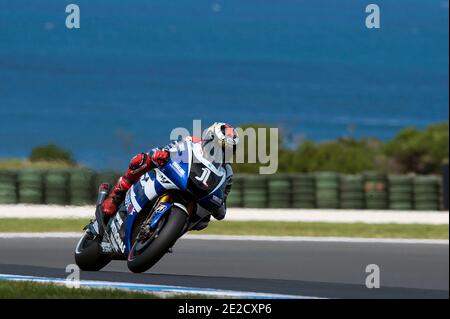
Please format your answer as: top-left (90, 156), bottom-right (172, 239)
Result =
top-left (127, 207), bottom-right (187, 273)
top-left (74, 233), bottom-right (112, 271)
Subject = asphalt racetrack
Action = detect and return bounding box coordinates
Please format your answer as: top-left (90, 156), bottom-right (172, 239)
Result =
top-left (0, 236), bottom-right (448, 298)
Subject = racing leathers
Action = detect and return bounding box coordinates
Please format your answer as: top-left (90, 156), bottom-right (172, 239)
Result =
top-left (101, 137), bottom-right (233, 228)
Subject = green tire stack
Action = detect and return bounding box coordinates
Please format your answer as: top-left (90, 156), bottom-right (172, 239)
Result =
top-left (413, 175), bottom-right (441, 210)
top-left (69, 168), bottom-right (95, 205)
top-left (268, 175), bottom-right (291, 208)
top-left (291, 174), bottom-right (316, 208)
top-left (388, 175), bottom-right (413, 210)
top-left (95, 171), bottom-right (121, 190)
top-left (44, 170), bottom-right (69, 205)
top-left (18, 169), bottom-right (44, 204)
top-left (226, 175), bottom-right (243, 207)
top-left (0, 170), bottom-right (18, 204)
top-left (315, 172), bottom-right (340, 209)
top-left (340, 174), bottom-right (365, 209)
top-left (242, 175), bottom-right (268, 208)
top-left (364, 172), bottom-right (388, 209)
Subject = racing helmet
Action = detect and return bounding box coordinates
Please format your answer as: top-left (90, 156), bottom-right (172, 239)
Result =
top-left (201, 122), bottom-right (239, 165)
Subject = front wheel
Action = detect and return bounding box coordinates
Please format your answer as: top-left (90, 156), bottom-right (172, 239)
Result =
top-left (74, 233), bottom-right (112, 271)
top-left (127, 207), bottom-right (187, 273)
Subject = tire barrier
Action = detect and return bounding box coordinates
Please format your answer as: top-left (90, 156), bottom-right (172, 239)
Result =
top-left (18, 169), bottom-right (44, 204)
top-left (315, 172), bottom-right (340, 209)
top-left (242, 175), bottom-right (268, 208)
top-left (363, 171), bottom-right (388, 210)
top-left (291, 174), bottom-right (316, 208)
top-left (413, 175), bottom-right (441, 211)
top-left (94, 171), bottom-right (121, 190)
top-left (0, 168), bottom-right (445, 210)
top-left (69, 168), bottom-right (95, 205)
top-left (340, 175), bottom-right (365, 209)
top-left (268, 175), bottom-right (291, 208)
top-left (44, 170), bottom-right (69, 205)
top-left (0, 170), bottom-right (18, 204)
top-left (388, 175), bottom-right (413, 210)
top-left (226, 175), bottom-right (243, 208)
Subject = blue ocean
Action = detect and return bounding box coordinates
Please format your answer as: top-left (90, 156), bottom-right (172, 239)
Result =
top-left (0, 0), bottom-right (448, 169)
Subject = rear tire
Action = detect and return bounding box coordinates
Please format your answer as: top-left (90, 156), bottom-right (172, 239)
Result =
top-left (74, 233), bottom-right (112, 271)
top-left (127, 207), bottom-right (187, 273)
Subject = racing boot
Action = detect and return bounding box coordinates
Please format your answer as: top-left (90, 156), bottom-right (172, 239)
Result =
top-left (212, 205), bottom-right (226, 221)
top-left (101, 176), bottom-right (131, 216)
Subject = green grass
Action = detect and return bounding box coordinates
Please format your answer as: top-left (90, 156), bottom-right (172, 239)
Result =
top-left (0, 218), bottom-right (88, 232)
top-left (0, 280), bottom-right (207, 299)
top-left (0, 218), bottom-right (447, 239)
top-left (203, 221), bottom-right (449, 239)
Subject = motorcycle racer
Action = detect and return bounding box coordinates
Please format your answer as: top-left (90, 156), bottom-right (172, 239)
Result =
top-left (101, 122), bottom-right (239, 229)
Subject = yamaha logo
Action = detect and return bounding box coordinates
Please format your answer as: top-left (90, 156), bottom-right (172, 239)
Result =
top-left (155, 204), bottom-right (167, 213)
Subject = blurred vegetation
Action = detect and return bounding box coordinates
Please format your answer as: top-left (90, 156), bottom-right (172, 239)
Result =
top-left (383, 123), bottom-right (449, 174)
top-left (29, 144), bottom-right (75, 165)
top-left (0, 123), bottom-right (447, 175)
top-left (289, 138), bottom-right (381, 174)
top-left (0, 144), bottom-right (76, 169)
top-left (0, 159), bottom-right (75, 170)
top-left (233, 122), bottom-right (449, 175)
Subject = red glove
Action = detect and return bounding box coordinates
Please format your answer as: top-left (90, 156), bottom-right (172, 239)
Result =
top-left (151, 149), bottom-right (170, 167)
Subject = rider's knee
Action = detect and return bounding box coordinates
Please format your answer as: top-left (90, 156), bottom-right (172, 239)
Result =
top-left (129, 153), bottom-right (149, 170)
top-left (126, 152), bottom-right (151, 181)
top-left (212, 205), bottom-right (226, 220)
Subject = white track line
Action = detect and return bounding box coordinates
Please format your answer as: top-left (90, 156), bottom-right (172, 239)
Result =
top-left (0, 232), bottom-right (447, 244)
top-left (183, 234), bottom-right (449, 245)
top-left (0, 273), bottom-right (316, 299)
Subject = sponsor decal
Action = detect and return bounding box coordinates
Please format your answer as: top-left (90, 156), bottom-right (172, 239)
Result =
top-left (127, 203), bottom-right (134, 214)
top-left (101, 242), bottom-right (113, 253)
top-left (171, 161), bottom-right (186, 177)
top-left (212, 195), bottom-right (223, 205)
top-left (156, 170), bottom-right (172, 185)
top-left (125, 194), bottom-right (134, 215)
top-left (109, 221), bottom-right (125, 253)
top-left (155, 203), bottom-right (167, 213)
top-left (150, 202), bottom-right (172, 229)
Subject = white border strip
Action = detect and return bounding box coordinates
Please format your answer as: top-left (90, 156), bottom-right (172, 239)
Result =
top-left (0, 232), bottom-right (447, 244)
top-left (0, 205), bottom-right (448, 224)
top-left (0, 274), bottom-right (316, 299)
top-left (185, 234), bottom-right (449, 245)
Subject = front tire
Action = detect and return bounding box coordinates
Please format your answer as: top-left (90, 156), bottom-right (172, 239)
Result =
top-left (127, 207), bottom-right (187, 273)
top-left (74, 233), bottom-right (112, 271)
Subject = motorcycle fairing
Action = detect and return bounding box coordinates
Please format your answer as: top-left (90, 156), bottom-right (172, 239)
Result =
top-left (149, 202), bottom-right (173, 230)
top-left (123, 168), bottom-right (178, 253)
top-left (121, 139), bottom-right (227, 254)
top-left (159, 140), bottom-right (192, 190)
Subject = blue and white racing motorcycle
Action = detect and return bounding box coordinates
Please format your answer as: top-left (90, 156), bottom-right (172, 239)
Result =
top-left (74, 139), bottom-right (228, 273)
